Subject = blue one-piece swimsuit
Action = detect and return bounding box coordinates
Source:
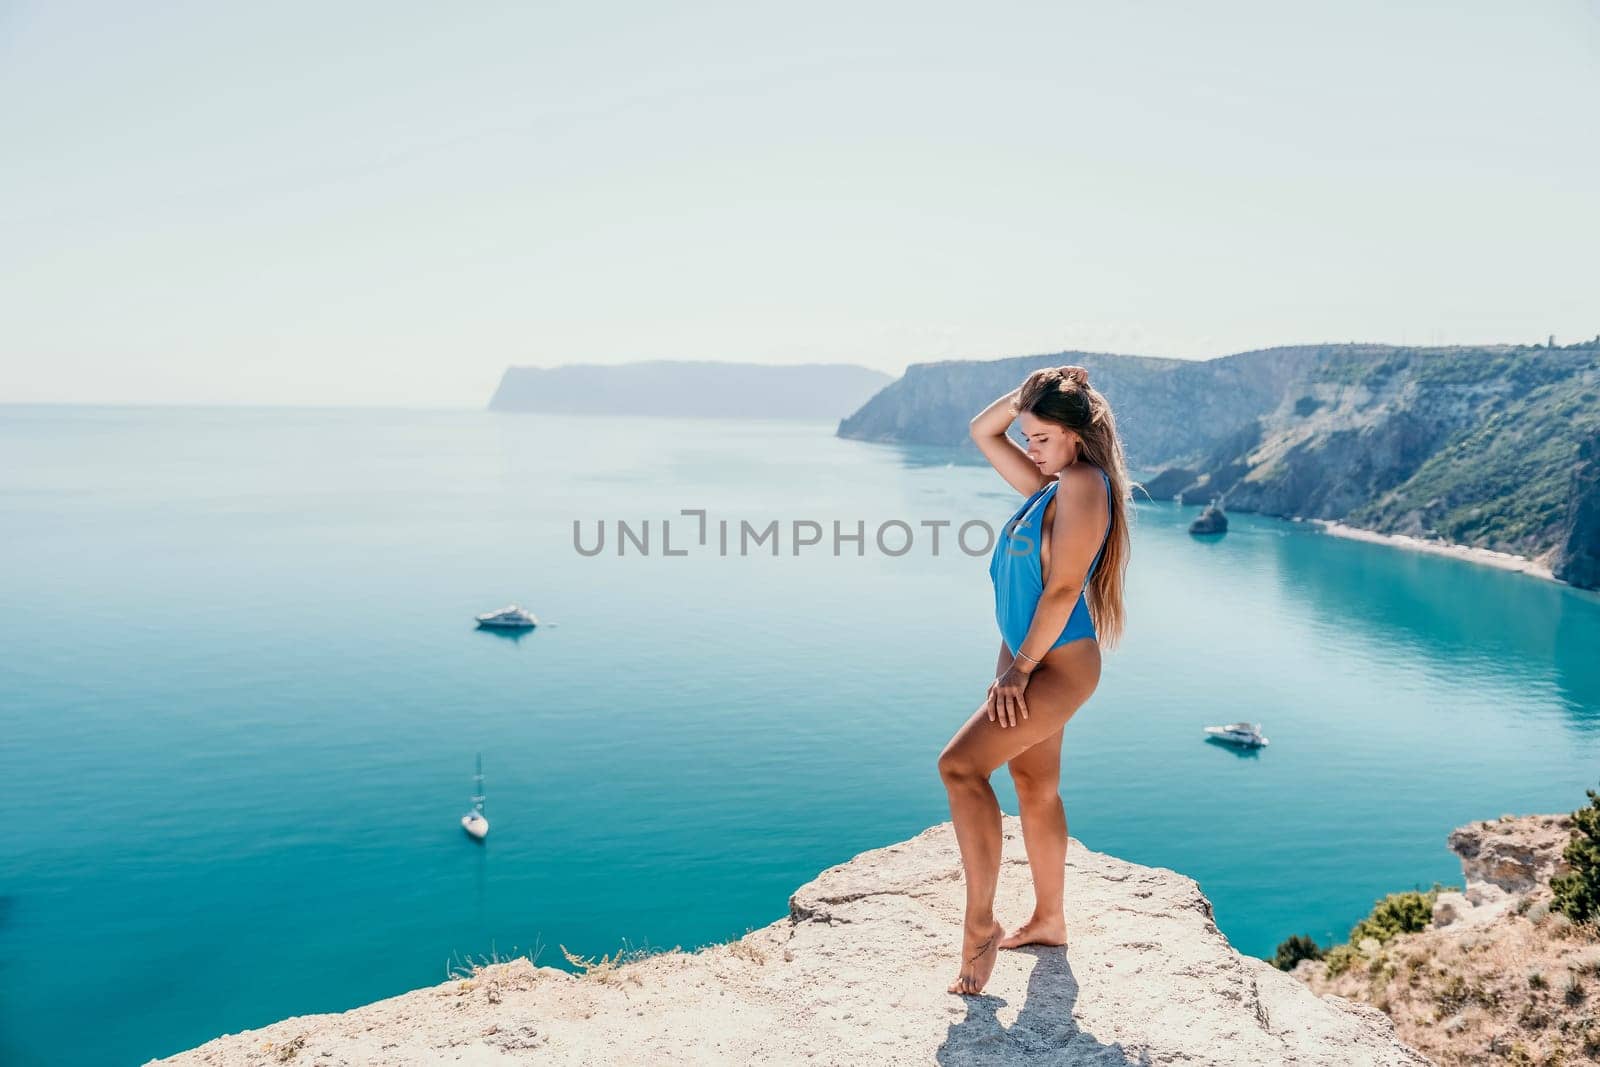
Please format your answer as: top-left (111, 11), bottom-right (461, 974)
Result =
top-left (988, 468), bottom-right (1113, 655)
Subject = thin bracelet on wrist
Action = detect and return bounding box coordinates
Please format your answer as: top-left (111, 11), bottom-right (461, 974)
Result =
top-left (1014, 650), bottom-right (1040, 671)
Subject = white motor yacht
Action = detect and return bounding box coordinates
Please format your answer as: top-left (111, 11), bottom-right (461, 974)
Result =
top-left (475, 604), bottom-right (538, 630)
top-left (1203, 722), bottom-right (1269, 747)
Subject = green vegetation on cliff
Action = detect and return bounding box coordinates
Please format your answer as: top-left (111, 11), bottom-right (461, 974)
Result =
top-left (1343, 353), bottom-right (1600, 554)
top-left (1277, 888), bottom-right (1445, 979)
top-left (1553, 786), bottom-right (1600, 925)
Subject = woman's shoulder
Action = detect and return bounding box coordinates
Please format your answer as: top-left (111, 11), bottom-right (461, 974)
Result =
top-left (1047, 465), bottom-right (1109, 523)
top-left (1058, 463), bottom-right (1108, 492)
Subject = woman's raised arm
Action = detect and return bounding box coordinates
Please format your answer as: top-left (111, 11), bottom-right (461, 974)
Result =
top-left (969, 387), bottom-right (1051, 497)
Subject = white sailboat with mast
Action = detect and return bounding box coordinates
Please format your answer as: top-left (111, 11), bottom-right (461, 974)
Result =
top-left (461, 753), bottom-right (489, 839)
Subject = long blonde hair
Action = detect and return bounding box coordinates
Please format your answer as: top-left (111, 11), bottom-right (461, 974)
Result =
top-left (1014, 364), bottom-right (1132, 649)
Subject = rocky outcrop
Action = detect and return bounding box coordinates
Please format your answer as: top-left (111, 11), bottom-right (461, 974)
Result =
top-left (1296, 813), bottom-right (1598, 1066)
top-left (489, 361), bottom-right (893, 420)
top-left (153, 817), bottom-right (1426, 1066)
top-left (1189, 502), bottom-right (1229, 535)
top-left (1444, 814), bottom-right (1576, 901)
top-left (1429, 813), bottom-right (1576, 932)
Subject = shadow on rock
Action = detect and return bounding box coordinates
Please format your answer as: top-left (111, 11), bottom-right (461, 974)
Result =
top-left (937, 948), bottom-right (1151, 1065)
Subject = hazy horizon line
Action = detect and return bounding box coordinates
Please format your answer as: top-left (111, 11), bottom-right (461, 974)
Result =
top-left (8, 335), bottom-right (1597, 409)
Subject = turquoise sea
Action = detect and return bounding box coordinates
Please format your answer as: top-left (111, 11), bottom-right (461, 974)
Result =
top-left (2, 405), bottom-right (1598, 1066)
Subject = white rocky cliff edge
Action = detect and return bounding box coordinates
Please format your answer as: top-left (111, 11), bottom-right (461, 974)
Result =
top-left (154, 816), bottom-right (1427, 1065)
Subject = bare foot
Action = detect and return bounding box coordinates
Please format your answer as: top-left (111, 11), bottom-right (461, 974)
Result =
top-left (947, 919), bottom-right (1005, 995)
top-left (998, 913), bottom-right (1068, 950)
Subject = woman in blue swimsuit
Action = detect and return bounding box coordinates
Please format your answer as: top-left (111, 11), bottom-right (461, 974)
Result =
top-left (938, 364), bottom-right (1132, 996)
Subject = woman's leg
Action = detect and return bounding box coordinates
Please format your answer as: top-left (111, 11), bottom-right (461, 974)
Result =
top-left (936, 641), bottom-right (1100, 994)
top-left (1000, 727), bottom-right (1069, 948)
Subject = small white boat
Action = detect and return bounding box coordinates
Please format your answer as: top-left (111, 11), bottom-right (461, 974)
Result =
top-left (461, 754), bottom-right (489, 840)
top-left (475, 604), bottom-right (538, 630)
top-left (1203, 721), bottom-right (1269, 747)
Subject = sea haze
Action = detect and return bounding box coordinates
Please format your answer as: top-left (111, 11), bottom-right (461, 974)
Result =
top-left (1, 405), bottom-right (1597, 1067)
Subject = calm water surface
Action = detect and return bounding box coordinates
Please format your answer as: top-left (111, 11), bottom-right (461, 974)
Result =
top-left (2, 406), bottom-right (1597, 1065)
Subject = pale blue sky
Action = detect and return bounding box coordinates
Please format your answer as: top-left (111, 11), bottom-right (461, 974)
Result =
top-left (2, 1), bottom-right (1596, 405)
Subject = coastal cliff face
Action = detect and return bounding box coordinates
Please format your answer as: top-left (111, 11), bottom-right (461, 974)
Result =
top-left (1556, 432), bottom-right (1600, 588)
top-left (1203, 348), bottom-right (1600, 561)
top-left (1296, 812), bottom-right (1599, 1066)
top-left (837, 342), bottom-right (1600, 587)
top-left (154, 817), bottom-right (1426, 1066)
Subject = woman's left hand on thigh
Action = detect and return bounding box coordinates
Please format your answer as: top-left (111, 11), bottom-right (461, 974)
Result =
top-left (984, 666), bottom-right (1032, 728)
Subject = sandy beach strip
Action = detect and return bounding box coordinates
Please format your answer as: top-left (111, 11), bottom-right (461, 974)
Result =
top-left (1312, 520), bottom-right (1558, 582)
